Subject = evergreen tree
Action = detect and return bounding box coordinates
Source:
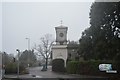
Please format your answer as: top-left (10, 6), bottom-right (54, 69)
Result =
top-left (19, 49), bottom-right (37, 67)
top-left (78, 2), bottom-right (120, 60)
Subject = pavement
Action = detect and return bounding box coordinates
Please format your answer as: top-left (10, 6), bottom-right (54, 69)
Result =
top-left (3, 66), bottom-right (108, 79)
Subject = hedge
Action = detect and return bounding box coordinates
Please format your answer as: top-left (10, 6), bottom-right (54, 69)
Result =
top-left (66, 61), bottom-right (78, 74)
top-left (5, 62), bottom-right (29, 74)
top-left (5, 62), bottom-right (17, 74)
top-left (66, 60), bottom-right (114, 75)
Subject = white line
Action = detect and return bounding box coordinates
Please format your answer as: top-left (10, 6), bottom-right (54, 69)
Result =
top-left (29, 74), bottom-right (42, 78)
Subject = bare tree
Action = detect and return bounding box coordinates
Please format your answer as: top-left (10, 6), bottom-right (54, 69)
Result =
top-left (34, 34), bottom-right (54, 69)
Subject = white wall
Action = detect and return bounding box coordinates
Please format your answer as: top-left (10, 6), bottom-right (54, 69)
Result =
top-left (52, 45), bottom-right (68, 66)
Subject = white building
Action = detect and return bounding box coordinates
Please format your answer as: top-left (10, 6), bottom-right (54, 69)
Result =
top-left (52, 22), bottom-right (68, 67)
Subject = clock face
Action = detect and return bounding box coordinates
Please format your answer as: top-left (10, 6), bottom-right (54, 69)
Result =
top-left (59, 33), bottom-right (64, 37)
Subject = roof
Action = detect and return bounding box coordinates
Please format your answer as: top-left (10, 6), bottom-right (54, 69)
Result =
top-left (55, 25), bottom-right (68, 29)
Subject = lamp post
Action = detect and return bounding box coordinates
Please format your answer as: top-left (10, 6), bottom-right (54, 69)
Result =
top-left (25, 38), bottom-right (30, 68)
top-left (25, 38), bottom-right (30, 50)
top-left (16, 49), bottom-right (20, 78)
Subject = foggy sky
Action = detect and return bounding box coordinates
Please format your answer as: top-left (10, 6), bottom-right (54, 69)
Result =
top-left (2, 2), bottom-right (92, 55)
top-left (0, 2), bottom-right (2, 52)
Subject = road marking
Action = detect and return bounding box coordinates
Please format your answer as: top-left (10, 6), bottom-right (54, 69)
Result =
top-left (29, 74), bottom-right (42, 78)
top-left (35, 75), bottom-right (42, 78)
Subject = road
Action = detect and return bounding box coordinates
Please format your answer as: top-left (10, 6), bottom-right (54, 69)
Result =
top-left (29, 66), bottom-right (81, 78)
top-left (28, 66), bottom-right (108, 79)
top-left (4, 66), bottom-right (108, 80)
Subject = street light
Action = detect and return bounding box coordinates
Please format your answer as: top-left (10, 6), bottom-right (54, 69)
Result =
top-left (25, 38), bottom-right (30, 68)
top-left (16, 49), bottom-right (20, 78)
top-left (25, 38), bottom-right (30, 50)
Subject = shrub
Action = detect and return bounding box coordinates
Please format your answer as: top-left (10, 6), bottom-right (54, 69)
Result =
top-left (52, 59), bottom-right (66, 72)
top-left (66, 60), bottom-right (114, 75)
top-left (113, 53), bottom-right (120, 74)
top-left (5, 62), bottom-right (28, 74)
top-left (5, 62), bottom-right (17, 74)
top-left (66, 61), bottom-right (78, 74)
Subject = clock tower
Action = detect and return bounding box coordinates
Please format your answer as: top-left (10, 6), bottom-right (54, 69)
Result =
top-left (55, 24), bottom-right (68, 45)
top-left (52, 21), bottom-right (68, 67)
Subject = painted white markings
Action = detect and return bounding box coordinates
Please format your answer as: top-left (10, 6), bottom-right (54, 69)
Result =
top-left (29, 74), bottom-right (42, 78)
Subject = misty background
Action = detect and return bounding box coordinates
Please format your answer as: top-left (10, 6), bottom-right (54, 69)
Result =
top-left (0, 2), bottom-right (2, 52)
top-left (2, 2), bottom-right (92, 54)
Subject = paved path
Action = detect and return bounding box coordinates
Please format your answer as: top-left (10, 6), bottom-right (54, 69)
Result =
top-left (29, 66), bottom-right (81, 78)
top-left (28, 66), bottom-right (107, 79)
top-left (4, 66), bottom-right (108, 79)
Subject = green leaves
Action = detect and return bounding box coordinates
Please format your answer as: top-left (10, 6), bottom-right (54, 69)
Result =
top-left (19, 50), bottom-right (37, 67)
top-left (78, 2), bottom-right (120, 60)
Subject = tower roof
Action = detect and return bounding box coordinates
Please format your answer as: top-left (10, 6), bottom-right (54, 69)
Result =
top-left (55, 20), bottom-right (68, 29)
top-left (55, 25), bottom-right (68, 28)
